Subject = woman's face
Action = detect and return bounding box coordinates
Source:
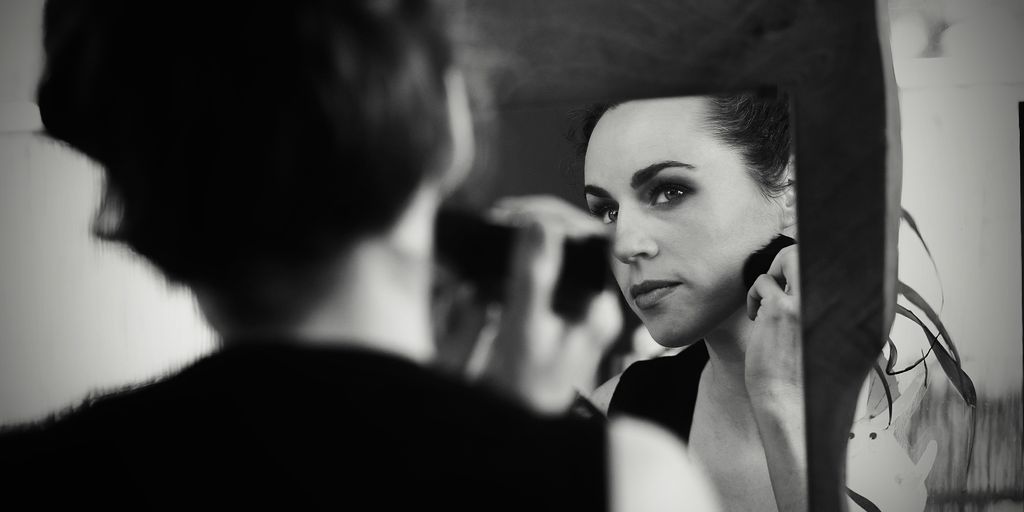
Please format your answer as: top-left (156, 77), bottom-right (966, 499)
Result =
top-left (584, 97), bottom-right (788, 347)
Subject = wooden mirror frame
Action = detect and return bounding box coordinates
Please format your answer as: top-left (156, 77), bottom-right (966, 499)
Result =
top-left (455, 1), bottom-right (901, 509)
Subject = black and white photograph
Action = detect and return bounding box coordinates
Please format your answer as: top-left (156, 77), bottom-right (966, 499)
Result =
top-left (0, 0), bottom-right (1020, 510)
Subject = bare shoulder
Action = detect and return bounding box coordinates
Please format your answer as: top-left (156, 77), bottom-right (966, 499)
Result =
top-left (607, 416), bottom-right (720, 512)
top-left (587, 373), bottom-right (622, 415)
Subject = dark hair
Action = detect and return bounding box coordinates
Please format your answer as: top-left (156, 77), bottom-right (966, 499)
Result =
top-left (572, 91), bottom-right (793, 197)
top-left (38, 0), bottom-right (454, 320)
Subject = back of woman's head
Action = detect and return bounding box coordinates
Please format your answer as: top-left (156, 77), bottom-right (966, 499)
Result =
top-left (38, 0), bottom-right (454, 305)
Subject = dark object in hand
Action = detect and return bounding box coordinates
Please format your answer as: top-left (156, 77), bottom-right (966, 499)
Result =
top-left (742, 234), bottom-right (797, 290)
top-left (435, 208), bottom-right (613, 321)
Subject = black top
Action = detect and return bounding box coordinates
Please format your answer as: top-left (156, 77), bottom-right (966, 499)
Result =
top-left (0, 342), bottom-right (606, 510)
top-left (607, 341), bottom-right (710, 443)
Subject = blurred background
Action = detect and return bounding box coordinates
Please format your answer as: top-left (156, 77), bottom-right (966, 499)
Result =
top-left (884, 1), bottom-right (1022, 511)
top-left (0, 0), bottom-right (1020, 509)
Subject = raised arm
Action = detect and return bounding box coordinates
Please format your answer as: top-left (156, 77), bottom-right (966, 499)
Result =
top-left (745, 245), bottom-right (808, 511)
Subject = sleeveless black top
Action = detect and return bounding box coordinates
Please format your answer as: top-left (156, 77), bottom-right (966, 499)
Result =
top-left (0, 341), bottom-right (607, 510)
top-left (607, 341), bottom-right (710, 442)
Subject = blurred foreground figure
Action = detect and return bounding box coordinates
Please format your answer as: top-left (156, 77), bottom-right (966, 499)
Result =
top-left (0, 1), bottom-right (716, 510)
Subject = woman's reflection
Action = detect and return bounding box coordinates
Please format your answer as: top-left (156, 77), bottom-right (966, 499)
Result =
top-left (496, 92), bottom-right (806, 511)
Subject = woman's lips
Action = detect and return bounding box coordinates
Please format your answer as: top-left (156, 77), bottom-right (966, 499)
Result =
top-left (630, 281), bottom-right (681, 310)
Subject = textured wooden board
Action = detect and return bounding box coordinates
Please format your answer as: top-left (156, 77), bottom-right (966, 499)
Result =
top-left (456, 1), bottom-right (901, 509)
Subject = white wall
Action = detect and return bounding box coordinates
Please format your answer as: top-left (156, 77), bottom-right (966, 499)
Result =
top-left (0, 135), bottom-right (214, 424)
top-left (892, 58), bottom-right (1023, 395)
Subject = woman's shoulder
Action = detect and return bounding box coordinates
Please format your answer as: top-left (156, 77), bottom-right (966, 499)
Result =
top-left (593, 342), bottom-right (710, 407)
top-left (603, 341), bottom-right (709, 441)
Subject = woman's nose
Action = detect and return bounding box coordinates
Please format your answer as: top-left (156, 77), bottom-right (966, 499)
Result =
top-left (612, 212), bottom-right (658, 264)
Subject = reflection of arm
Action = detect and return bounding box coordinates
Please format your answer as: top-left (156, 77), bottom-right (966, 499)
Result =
top-left (751, 392), bottom-right (808, 512)
top-left (609, 416), bottom-right (720, 512)
top-left (746, 245), bottom-right (807, 510)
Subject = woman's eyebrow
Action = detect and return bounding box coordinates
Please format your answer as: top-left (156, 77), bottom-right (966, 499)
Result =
top-left (630, 161), bottom-right (695, 189)
top-left (584, 185), bottom-right (611, 198)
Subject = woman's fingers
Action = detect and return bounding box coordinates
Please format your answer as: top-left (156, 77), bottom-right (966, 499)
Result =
top-left (746, 273), bottom-right (799, 321)
top-left (505, 220), bottom-right (564, 317)
top-left (747, 273), bottom-right (780, 320)
top-left (491, 195), bottom-right (607, 239)
top-left (500, 220), bottom-right (567, 360)
top-left (747, 244), bottom-right (799, 320)
top-left (766, 245), bottom-right (800, 296)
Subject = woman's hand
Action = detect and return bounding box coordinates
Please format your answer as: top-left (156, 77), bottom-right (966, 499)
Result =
top-left (490, 195), bottom-right (610, 238)
top-left (481, 195), bottom-right (621, 414)
top-left (743, 244), bottom-right (808, 511)
top-left (744, 244), bottom-right (803, 403)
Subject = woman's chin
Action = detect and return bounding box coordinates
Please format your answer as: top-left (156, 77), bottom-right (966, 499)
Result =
top-left (659, 338), bottom-right (703, 350)
top-left (639, 293), bottom-right (749, 348)
top-left (644, 321), bottom-right (704, 349)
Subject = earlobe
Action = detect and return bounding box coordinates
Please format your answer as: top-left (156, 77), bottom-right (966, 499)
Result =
top-left (779, 165), bottom-right (798, 234)
top-left (782, 184), bottom-right (797, 219)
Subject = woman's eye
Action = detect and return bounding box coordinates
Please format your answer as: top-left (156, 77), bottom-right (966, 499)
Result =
top-left (602, 208), bottom-right (618, 224)
top-left (589, 206), bottom-right (618, 224)
top-left (651, 185), bottom-right (689, 205)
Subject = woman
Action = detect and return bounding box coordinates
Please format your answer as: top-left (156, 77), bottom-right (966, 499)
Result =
top-left (0, 1), bottom-right (720, 510)
top-left (495, 92), bottom-right (805, 511)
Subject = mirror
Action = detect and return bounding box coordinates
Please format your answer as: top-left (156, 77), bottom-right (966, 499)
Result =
top-left (454, 1), bottom-right (897, 509)
top-left (432, 90), bottom-right (803, 511)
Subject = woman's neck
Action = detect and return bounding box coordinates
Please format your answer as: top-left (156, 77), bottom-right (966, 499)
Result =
top-left (211, 186), bottom-right (441, 365)
top-left (699, 308), bottom-right (761, 434)
top-left (295, 187), bottom-right (440, 363)
top-left (293, 241), bottom-right (436, 363)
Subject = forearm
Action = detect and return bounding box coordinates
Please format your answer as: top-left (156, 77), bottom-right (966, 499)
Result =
top-left (752, 391), bottom-right (808, 512)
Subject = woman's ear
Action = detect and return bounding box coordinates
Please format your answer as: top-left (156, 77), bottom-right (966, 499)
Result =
top-left (438, 69), bottom-right (475, 195)
top-left (779, 162), bottom-right (797, 237)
